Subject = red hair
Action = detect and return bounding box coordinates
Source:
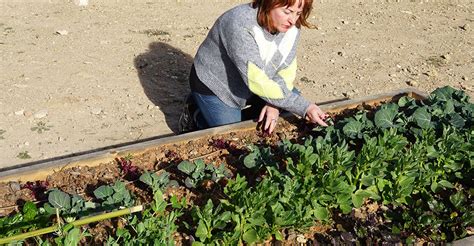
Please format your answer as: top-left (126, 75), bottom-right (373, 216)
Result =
top-left (252, 0), bottom-right (314, 33)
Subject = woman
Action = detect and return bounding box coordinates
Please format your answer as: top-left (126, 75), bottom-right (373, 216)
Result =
top-left (179, 0), bottom-right (328, 134)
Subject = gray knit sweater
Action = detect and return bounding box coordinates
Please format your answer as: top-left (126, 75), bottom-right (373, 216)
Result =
top-left (193, 3), bottom-right (311, 117)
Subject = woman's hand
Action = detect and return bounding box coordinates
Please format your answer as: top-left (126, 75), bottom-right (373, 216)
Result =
top-left (258, 104), bottom-right (280, 134)
top-left (305, 104), bottom-right (329, 126)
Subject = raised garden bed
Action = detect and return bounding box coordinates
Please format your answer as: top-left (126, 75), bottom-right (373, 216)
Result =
top-left (0, 87), bottom-right (472, 245)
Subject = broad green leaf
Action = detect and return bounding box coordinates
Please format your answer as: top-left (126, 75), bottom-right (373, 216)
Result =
top-left (438, 180), bottom-right (454, 189)
top-left (449, 192), bottom-right (466, 209)
top-left (343, 120), bottom-right (363, 138)
top-left (339, 203), bottom-right (352, 214)
top-left (192, 171), bottom-right (202, 180)
top-left (374, 107), bottom-right (397, 128)
top-left (22, 201), bottom-right (38, 221)
top-left (195, 159), bottom-right (206, 172)
top-left (314, 206), bottom-right (329, 221)
top-left (398, 176), bottom-right (415, 188)
top-left (139, 172), bottom-right (155, 187)
top-left (305, 153), bottom-right (318, 166)
top-left (444, 160), bottom-right (463, 172)
top-left (156, 172), bottom-right (170, 184)
top-left (64, 227), bottom-right (82, 246)
top-left (217, 211), bottom-right (232, 223)
top-left (184, 177), bottom-right (196, 188)
top-left (412, 107), bottom-right (431, 129)
top-left (366, 186), bottom-right (381, 200)
top-left (137, 222), bottom-right (145, 234)
top-left (419, 213), bottom-right (434, 226)
top-left (94, 185), bottom-right (114, 199)
top-left (153, 190), bottom-right (166, 213)
top-left (430, 86), bottom-right (455, 101)
top-left (48, 190), bottom-right (71, 210)
top-left (430, 182), bottom-right (439, 193)
top-left (203, 199), bottom-right (214, 217)
top-left (112, 181), bottom-right (127, 194)
top-left (351, 190), bottom-right (371, 208)
top-left (449, 113), bottom-right (465, 128)
top-left (116, 228), bottom-right (129, 238)
top-left (243, 153), bottom-right (258, 168)
top-left (250, 215), bottom-right (266, 226)
top-left (426, 146), bottom-right (438, 158)
top-left (274, 230), bottom-right (283, 241)
top-left (113, 192), bottom-right (125, 204)
top-left (361, 175), bottom-right (375, 186)
top-left (242, 228), bottom-right (258, 244)
top-left (177, 160), bottom-right (195, 175)
top-left (215, 212), bottom-right (232, 230)
top-left (398, 96), bottom-right (413, 107)
top-left (42, 203), bottom-right (56, 215)
top-left (444, 100), bottom-right (455, 115)
top-left (195, 220), bottom-right (208, 241)
top-left (170, 195), bottom-right (180, 209)
top-left (139, 171), bottom-right (153, 185)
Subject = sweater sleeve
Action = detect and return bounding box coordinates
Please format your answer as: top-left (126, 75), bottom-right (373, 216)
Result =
top-left (220, 21), bottom-right (311, 117)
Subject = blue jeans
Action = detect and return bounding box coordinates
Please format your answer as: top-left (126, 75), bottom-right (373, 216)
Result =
top-left (192, 92), bottom-right (242, 129)
top-left (192, 89), bottom-right (301, 129)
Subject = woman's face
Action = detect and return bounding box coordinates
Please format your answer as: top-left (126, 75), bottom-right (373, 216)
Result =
top-left (269, 0), bottom-right (304, 33)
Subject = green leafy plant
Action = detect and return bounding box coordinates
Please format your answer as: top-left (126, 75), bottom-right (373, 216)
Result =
top-left (0, 201), bottom-right (48, 238)
top-left (139, 171), bottom-right (177, 191)
top-left (191, 199), bottom-right (232, 245)
top-left (106, 189), bottom-right (185, 245)
top-left (242, 145), bottom-right (273, 169)
top-left (43, 189), bottom-right (96, 220)
top-left (54, 224), bottom-right (90, 246)
top-left (93, 181), bottom-right (134, 207)
top-left (177, 159), bottom-right (231, 188)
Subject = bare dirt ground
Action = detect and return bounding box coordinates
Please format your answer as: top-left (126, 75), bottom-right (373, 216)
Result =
top-left (0, 0), bottom-right (472, 169)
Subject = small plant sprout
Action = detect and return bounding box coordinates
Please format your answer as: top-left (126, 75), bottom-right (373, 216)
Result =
top-left (0, 129), bottom-right (5, 139)
top-left (177, 159), bottom-right (231, 188)
top-left (17, 151), bottom-right (31, 159)
top-left (116, 157), bottom-right (140, 180)
top-left (21, 180), bottom-right (49, 199)
top-left (31, 121), bottom-right (52, 134)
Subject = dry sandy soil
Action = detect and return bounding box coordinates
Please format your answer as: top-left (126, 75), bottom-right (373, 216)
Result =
top-left (0, 0), bottom-right (472, 169)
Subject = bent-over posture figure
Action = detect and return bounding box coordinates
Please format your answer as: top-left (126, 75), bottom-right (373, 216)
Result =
top-left (180, 0), bottom-right (328, 133)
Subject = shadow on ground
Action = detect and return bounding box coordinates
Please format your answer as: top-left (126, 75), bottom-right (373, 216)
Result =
top-left (134, 42), bottom-right (193, 133)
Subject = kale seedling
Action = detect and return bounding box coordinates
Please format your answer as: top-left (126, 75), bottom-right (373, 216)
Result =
top-left (21, 180), bottom-right (49, 200)
top-left (242, 145), bottom-right (273, 169)
top-left (177, 159), bottom-right (231, 188)
top-left (116, 157), bottom-right (140, 180)
top-left (139, 171), bottom-right (177, 192)
top-left (93, 181), bottom-right (134, 207)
